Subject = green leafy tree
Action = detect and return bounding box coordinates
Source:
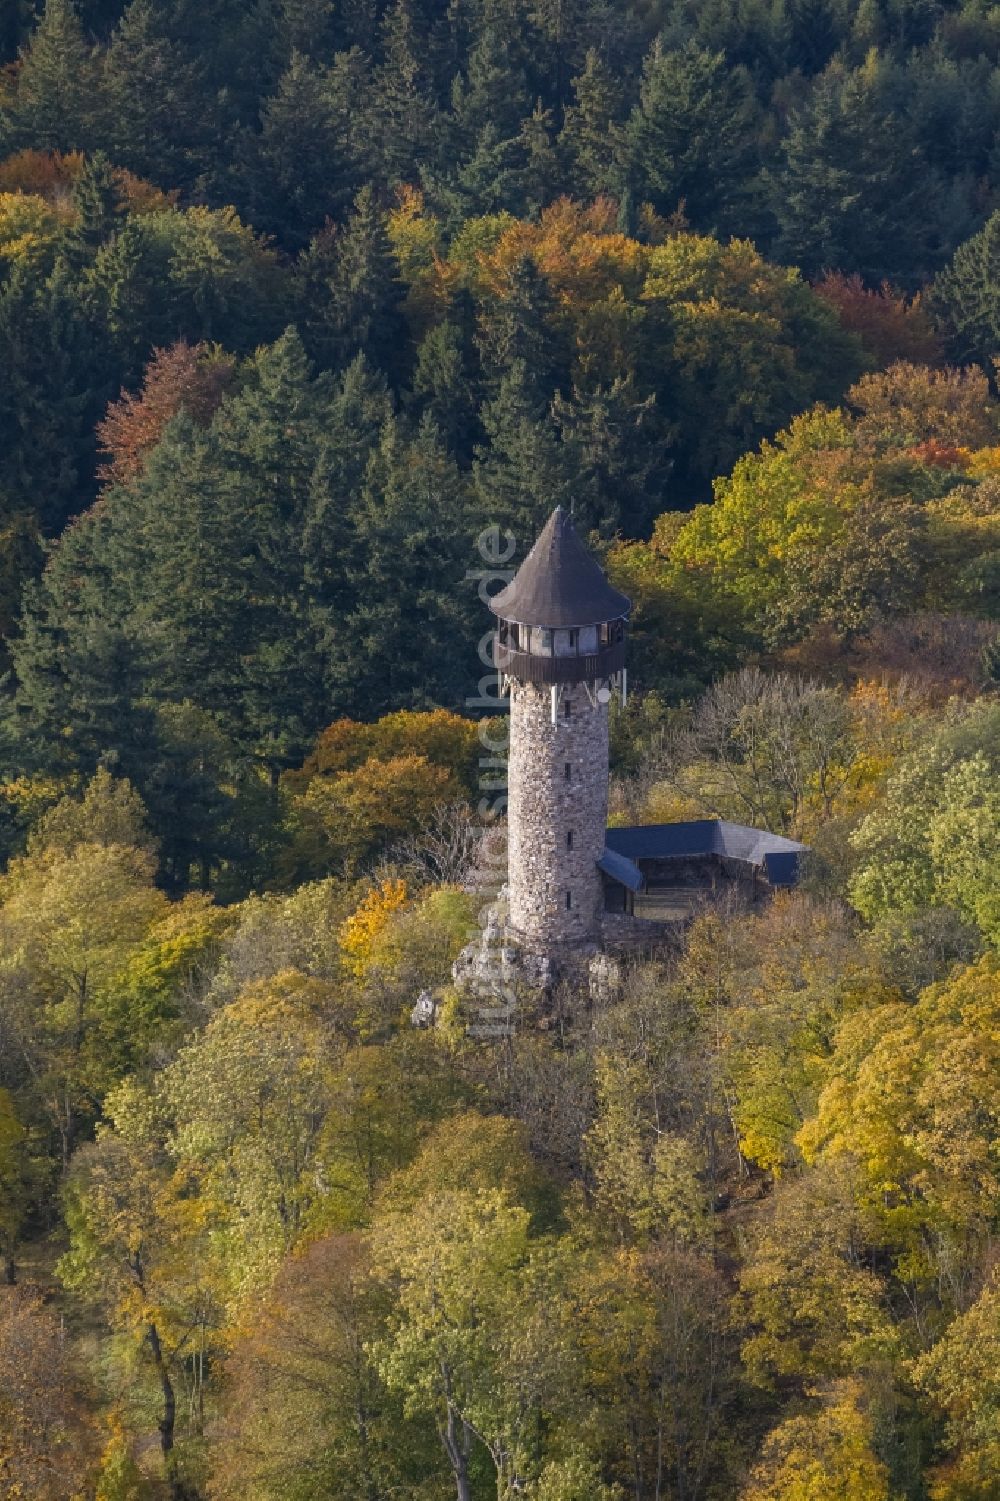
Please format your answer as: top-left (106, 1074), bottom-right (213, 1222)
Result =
top-left (913, 1277), bottom-right (1000, 1499)
top-left (371, 1186), bottom-right (581, 1501)
top-left (211, 1232), bottom-right (439, 1500)
top-left (799, 954), bottom-right (1000, 1287)
top-left (0, 1285), bottom-right (97, 1497)
top-left (850, 701), bottom-right (1000, 945)
top-left (0, 1088), bottom-right (32, 1283)
top-left (162, 971), bottom-right (338, 1296)
top-left (60, 1079), bottom-right (222, 1499)
top-left (738, 1161), bottom-right (898, 1388)
top-left (0, 824), bottom-right (168, 1166)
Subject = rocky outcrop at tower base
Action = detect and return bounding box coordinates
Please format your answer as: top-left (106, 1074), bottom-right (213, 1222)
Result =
top-left (451, 886), bottom-right (561, 1001)
top-left (440, 884), bottom-right (678, 1036)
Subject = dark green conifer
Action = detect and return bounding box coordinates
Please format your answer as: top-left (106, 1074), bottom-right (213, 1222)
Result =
top-left (474, 360), bottom-right (574, 538)
top-left (476, 253), bottom-right (563, 403)
top-left (66, 151), bottom-right (124, 267)
top-left (297, 186), bottom-right (409, 379)
top-left (770, 58), bottom-right (928, 283)
top-left (931, 210), bottom-right (1000, 365)
top-left (102, 0), bottom-right (214, 190)
top-left (334, 413), bottom-right (477, 715)
top-left (0, 261), bottom-right (113, 533)
top-left (560, 48), bottom-right (625, 200)
top-left (250, 49), bottom-right (374, 246)
top-left (618, 39), bottom-right (759, 233)
top-left (0, 0), bottom-right (100, 152)
top-left (412, 316), bottom-right (480, 460)
top-left (370, 0), bottom-right (442, 187)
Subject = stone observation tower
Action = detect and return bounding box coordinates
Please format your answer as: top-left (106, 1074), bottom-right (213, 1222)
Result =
top-left (440, 506), bottom-right (806, 1023)
top-left (491, 507), bottom-right (631, 954)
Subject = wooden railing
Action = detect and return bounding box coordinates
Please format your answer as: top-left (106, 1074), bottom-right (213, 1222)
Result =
top-left (495, 637), bottom-right (626, 684)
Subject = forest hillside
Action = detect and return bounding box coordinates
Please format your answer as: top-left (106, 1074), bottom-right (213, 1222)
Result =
top-left (0, 1), bottom-right (1000, 1498)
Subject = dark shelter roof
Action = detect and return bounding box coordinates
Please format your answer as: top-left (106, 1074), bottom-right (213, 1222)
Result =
top-left (490, 507), bottom-right (632, 628)
top-left (598, 846), bottom-right (645, 892)
top-left (605, 820), bottom-right (807, 887)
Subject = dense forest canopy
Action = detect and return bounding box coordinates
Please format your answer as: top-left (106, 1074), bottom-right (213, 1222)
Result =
top-left (0, 0), bottom-right (1000, 1498)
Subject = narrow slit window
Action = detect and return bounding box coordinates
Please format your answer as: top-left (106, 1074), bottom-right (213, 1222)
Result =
top-left (567, 831), bottom-right (574, 850)
top-left (564, 762), bottom-right (571, 780)
top-left (565, 890), bottom-right (572, 910)
top-left (563, 696), bottom-right (572, 719)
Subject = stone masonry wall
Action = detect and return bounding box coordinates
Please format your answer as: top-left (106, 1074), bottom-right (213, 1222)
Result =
top-left (507, 679), bottom-right (608, 949)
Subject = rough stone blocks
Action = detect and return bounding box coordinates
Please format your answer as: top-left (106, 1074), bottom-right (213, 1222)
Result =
top-left (507, 679), bottom-right (608, 949)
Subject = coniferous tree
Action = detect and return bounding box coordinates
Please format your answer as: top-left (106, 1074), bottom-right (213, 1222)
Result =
top-left (102, 0), bottom-right (214, 190)
top-left (0, 1), bottom-right (33, 64)
top-left (84, 216), bottom-right (171, 379)
top-left (617, 39), bottom-right (759, 233)
top-left (786, 0), bottom-right (845, 76)
top-left (128, 336), bottom-right (333, 772)
top-left (931, 209), bottom-right (1000, 365)
top-left (65, 151), bottom-right (124, 267)
top-left (274, 0), bottom-right (336, 62)
top-left (513, 103), bottom-right (562, 218)
top-left (769, 58), bottom-right (929, 284)
top-left (0, 260), bottom-right (113, 533)
top-left (474, 360), bottom-right (575, 539)
top-left (553, 377), bottom-right (667, 535)
top-left (250, 49), bottom-right (374, 247)
top-left (560, 48), bottom-right (625, 200)
top-left (530, 0), bottom-right (611, 124)
top-left (334, 413), bottom-right (477, 715)
top-left (7, 503), bottom-right (154, 781)
top-left (0, 0), bottom-right (100, 153)
top-left (450, 0), bottom-right (533, 149)
top-left (298, 187), bottom-right (409, 379)
top-left (411, 316), bottom-right (480, 460)
top-left (476, 253), bottom-right (563, 403)
top-left (370, 0), bottom-right (442, 189)
top-left (302, 352), bottom-right (394, 608)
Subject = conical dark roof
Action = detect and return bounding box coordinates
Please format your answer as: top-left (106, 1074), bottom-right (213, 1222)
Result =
top-left (490, 507), bottom-right (631, 628)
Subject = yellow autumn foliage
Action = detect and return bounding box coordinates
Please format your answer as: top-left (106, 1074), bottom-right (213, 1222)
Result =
top-left (339, 878), bottom-right (410, 980)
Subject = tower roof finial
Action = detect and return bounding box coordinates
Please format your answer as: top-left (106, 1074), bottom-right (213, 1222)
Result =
top-left (490, 507), bottom-right (631, 628)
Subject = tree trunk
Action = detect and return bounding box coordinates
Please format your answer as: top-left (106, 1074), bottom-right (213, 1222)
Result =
top-left (147, 1320), bottom-right (185, 1498)
top-left (441, 1399), bottom-right (473, 1501)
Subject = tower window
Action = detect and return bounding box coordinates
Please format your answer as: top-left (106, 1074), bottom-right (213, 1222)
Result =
top-left (566, 890), bottom-right (572, 910)
top-left (569, 628), bottom-right (578, 650)
top-left (564, 762), bottom-right (571, 780)
top-left (567, 831), bottom-right (574, 850)
top-left (563, 696), bottom-right (572, 719)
